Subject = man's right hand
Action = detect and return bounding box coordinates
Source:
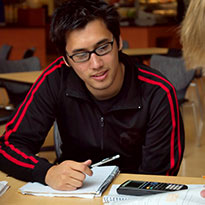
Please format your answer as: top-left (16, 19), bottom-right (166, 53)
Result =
top-left (45, 159), bottom-right (93, 190)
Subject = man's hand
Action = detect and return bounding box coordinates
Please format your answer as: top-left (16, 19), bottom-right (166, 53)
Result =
top-left (45, 159), bottom-right (93, 190)
top-left (200, 189), bottom-right (205, 198)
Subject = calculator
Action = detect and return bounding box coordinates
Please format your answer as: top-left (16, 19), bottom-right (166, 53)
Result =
top-left (117, 180), bottom-right (188, 196)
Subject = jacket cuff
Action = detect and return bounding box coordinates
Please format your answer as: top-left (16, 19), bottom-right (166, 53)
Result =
top-left (32, 158), bottom-right (54, 185)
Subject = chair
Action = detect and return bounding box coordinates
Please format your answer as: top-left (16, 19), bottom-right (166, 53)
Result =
top-left (0, 44), bottom-right (12, 60)
top-left (150, 54), bottom-right (203, 146)
top-left (0, 87), bottom-right (13, 125)
top-left (0, 44), bottom-right (41, 125)
top-left (0, 56), bottom-right (41, 107)
top-left (22, 47), bottom-right (36, 59)
top-left (167, 48), bottom-right (205, 95)
top-left (122, 40), bottom-right (129, 49)
top-left (39, 121), bottom-right (62, 164)
top-left (53, 121), bottom-right (62, 162)
top-left (0, 45), bottom-right (13, 125)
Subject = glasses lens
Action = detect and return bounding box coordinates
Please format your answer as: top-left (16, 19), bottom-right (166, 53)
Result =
top-left (73, 52), bottom-right (89, 63)
top-left (96, 43), bottom-right (112, 56)
top-left (70, 39), bottom-right (113, 63)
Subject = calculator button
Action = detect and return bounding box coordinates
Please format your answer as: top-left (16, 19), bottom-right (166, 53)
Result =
top-left (174, 185), bottom-right (181, 190)
top-left (157, 184), bottom-right (165, 190)
top-left (169, 184), bottom-right (174, 190)
top-left (154, 183), bottom-right (161, 189)
top-left (172, 185), bottom-right (177, 190)
top-left (177, 185), bottom-right (183, 190)
top-left (165, 184), bottom-right (171, 189)
top-left (141, 182), bottom-right (149, 189)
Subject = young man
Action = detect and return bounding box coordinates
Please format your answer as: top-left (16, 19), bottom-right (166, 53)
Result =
top-left (0, 0), bottom-right (184, 191)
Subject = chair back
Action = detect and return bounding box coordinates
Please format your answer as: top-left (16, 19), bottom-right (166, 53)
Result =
top-left (0, 56), bottom-right (41, 106)
top-left (53, 121), bottom-right (62, 162)
top-left (150, 54), bottom-right (195, 102)
top-left (0, 44), bottom-right (12, 60)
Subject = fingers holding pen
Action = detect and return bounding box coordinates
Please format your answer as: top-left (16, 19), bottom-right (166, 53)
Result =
top-left (45, 159), bottom-right (93, 191)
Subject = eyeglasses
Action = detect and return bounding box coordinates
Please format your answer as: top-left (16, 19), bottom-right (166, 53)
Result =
top-left (67, 38), bottom-right (114, 63)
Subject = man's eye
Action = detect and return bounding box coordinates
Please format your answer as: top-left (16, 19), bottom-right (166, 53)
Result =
top-left (100, 44), bottom-right (109, 50)
top-left (97, 44), bottom-right (109, 52)
top-left (75, 53), bottom-right (88, 59)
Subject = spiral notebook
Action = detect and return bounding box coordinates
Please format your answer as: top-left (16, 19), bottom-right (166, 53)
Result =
top-left (19, 165), bottom-right (119, 199)
top-left (103, 184), bottom-right (137, 203)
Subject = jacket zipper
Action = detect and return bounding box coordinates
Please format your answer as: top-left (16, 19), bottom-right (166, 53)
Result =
top-left (100, 116), bottom-right (104, 150)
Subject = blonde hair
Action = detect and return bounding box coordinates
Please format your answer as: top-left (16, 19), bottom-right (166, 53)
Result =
top-left (180, 0), bottom-right (205, 69)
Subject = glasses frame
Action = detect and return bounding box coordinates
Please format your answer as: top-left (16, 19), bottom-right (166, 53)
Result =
top-left (66, 38), bottom-right (114, 63)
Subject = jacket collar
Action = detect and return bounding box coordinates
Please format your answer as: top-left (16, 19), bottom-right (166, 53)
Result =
top-left (64, 53), bottom-right (142, 112)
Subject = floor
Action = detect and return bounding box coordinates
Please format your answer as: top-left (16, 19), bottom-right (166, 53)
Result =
top-left (177, 78), bottom-right (205, 177)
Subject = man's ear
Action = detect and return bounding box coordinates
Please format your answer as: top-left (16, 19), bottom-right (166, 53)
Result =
top-left (63, 56), bottom-right (70, 67)
top-left (119, 35), bottom-right (123, 51)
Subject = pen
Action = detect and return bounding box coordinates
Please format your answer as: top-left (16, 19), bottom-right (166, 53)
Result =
top-left (90, 154), bottom-right (120, 168)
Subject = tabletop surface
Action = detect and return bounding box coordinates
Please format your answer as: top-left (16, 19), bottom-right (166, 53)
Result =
top-left (122, 47), bottom-right (168, 56)
top-left (0, 70), bottom-right (42, 84)
top-left (0, 171), bottom-right (204, 205)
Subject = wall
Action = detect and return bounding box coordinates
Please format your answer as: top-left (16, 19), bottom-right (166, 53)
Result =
top-left (120, 25), bottom-right (181, 48)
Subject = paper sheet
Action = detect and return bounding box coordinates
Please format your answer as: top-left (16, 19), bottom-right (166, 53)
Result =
top-left (104, 184), bottom-right (205, 205)
top-left (0, 181), bottom-right (9, 197)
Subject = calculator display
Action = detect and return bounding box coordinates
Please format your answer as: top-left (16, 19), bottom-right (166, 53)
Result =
top-left (122, 180), bottom-right (144, 188)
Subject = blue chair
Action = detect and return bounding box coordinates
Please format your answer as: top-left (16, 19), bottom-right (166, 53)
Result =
top-left (150, 54), bottom-right (204, 146)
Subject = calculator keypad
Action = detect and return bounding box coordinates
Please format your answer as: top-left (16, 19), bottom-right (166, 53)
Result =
top-left (138, 182), bottom-right (187, 191)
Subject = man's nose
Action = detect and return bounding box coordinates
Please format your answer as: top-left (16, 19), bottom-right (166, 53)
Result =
top-left (89, 53), bottom-right (103, 69)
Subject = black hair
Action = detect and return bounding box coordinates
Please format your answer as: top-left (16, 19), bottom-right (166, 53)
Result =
top-left (50, 0), bottom-right (120, 57)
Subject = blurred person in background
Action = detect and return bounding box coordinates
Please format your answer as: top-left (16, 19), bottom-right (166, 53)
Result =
top-left (180, 0), bottom-right (205, 198)
top-left (180, 0), bottom-right (205, 75)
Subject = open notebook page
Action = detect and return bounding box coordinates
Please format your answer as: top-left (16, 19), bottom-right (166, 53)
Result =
top-left (19, 165), bottom-right (119, 199)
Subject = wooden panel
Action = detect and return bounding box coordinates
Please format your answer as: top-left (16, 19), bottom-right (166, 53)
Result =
top-left (0, 27), bottom-right (46, 67)
top-left (120, 25), bottom-right (181, 49)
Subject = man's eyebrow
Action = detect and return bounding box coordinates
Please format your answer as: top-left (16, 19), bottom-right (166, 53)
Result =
top-left (96, 38), bottom-right (110, 46)
top-left (71, 38), bottom-right (111, 54)
top-left (71, 48), bottom-right (87, 54)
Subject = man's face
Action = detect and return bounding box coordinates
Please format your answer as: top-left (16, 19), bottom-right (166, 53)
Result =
top-left (65, 19), bottom-right (124, 100)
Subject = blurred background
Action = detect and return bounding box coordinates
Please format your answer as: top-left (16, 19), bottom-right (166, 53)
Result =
top-left (0, 0), bottom-right (190, 67)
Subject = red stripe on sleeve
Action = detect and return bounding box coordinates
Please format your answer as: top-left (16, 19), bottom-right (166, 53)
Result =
top-left (5, 143), bottom-right (38, 163)
top-left (1, 57), bottom-right (65, 168)
top-left (5, 57), bottom-right (64, 132)
top-left (138, 74), bottom-right (181, 175)
top-left (138, 68), bottom-right (182, 175)
top-left (0, 146), bottom-right (35, 169)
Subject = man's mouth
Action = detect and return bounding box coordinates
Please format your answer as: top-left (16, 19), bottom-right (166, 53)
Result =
top-left (92, 70), bottom-right (108, 81)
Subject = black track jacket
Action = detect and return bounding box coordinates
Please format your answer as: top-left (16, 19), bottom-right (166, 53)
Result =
top-left (0, 53), bottom-right (184, 184)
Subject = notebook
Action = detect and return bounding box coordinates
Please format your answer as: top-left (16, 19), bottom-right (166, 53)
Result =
top-left (19, 165), bottom-right (119, 199)
top-left (0, 181), bottom-right (9, 197)
top-left (103, 184), bottom-right (136, 203)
